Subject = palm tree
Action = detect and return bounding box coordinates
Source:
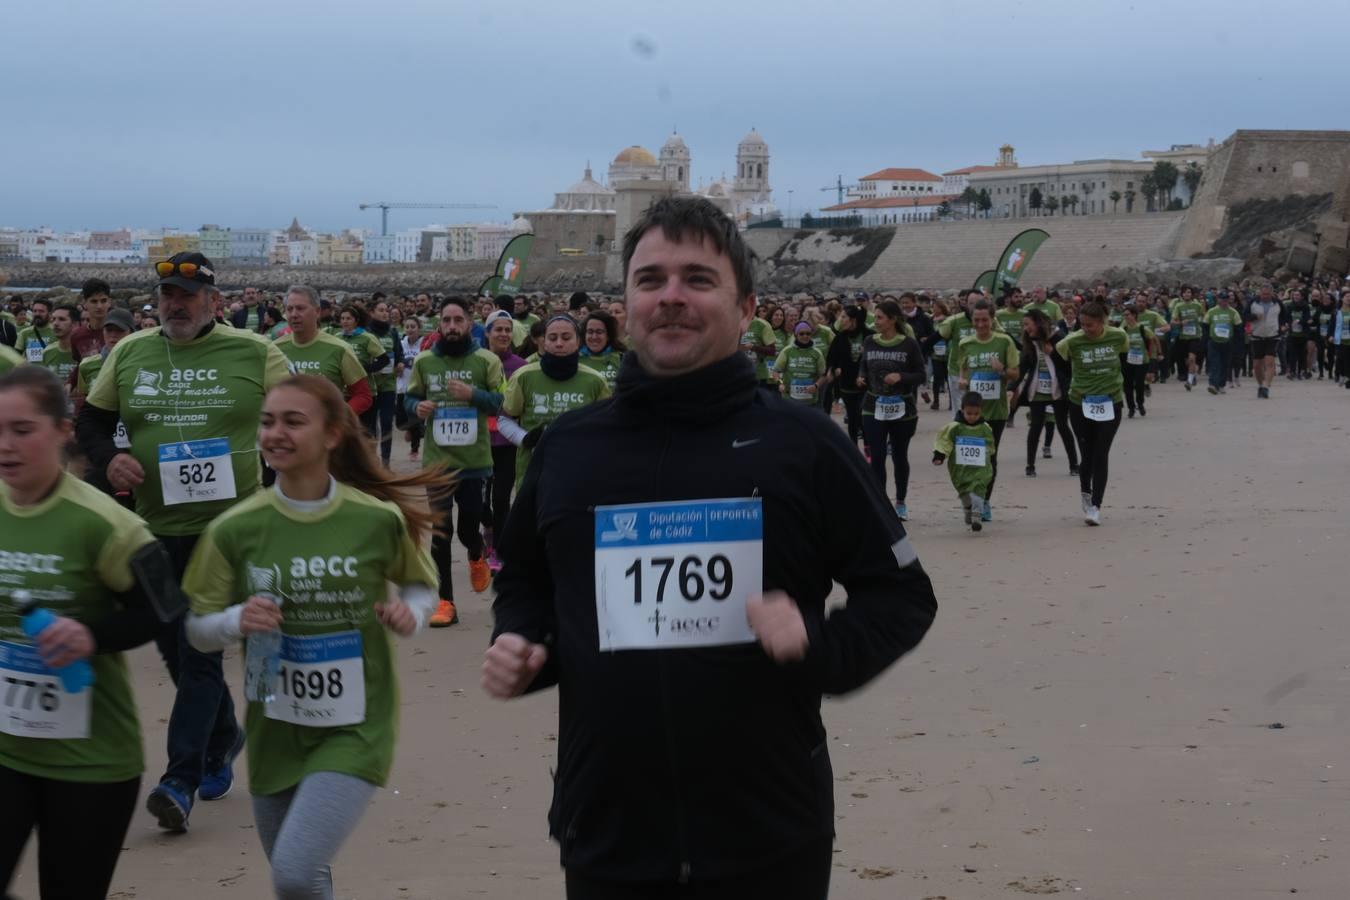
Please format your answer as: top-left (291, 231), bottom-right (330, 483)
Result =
top-left (1182, 162), bottom-right (1203, 203)
top-left (1140, 174), bottom-right (1159, 212)
top-left (1151, 161), bottom-right (1179, 208)
top-left (1124, 189), bottom-right (1136, 213)
top-left (1109, 190), bottom-right (1122, 213)
top-left (1044, 195), bottom-right (1059, 216)
top-left (1028, 187), bottom-right (1043, 217)
top-left (1081, 182), bottom-right (1095, 215)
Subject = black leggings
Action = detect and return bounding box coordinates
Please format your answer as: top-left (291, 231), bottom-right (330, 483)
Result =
top-left (565, 837), bottom-right (833, 900)
top-left (430, 475), bottom-right (484, 601)
top-left (1121, 360), bottom-right (1148, 411)
top-left (1069, 403), bottom-right (1123, 508)
top-left (862, 415), bottom-right (917, 504)
top-left (1338, 344), bottom-right (1350, 380)
top-left (1, 766), bottom-right (140, 900)
top-left (481, 444), bottom-right (518, 539)
top-left (986, 418), bottom-right (1006, 501)
top-left (1027, 399), bottom-right (1078, 468)
top-left (931, 359), bottom-right (948, 406)
top-left (839, 391), bottom-right (864, 446)
top-left (1288, 336), bottom-right (1308, 377)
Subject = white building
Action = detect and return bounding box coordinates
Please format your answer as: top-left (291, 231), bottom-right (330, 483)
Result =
top-left (476, 224), bottom-right (514, 261)
top-left (392, 229), bottom-right (423, 264)
top-left (288, 238), bottom-right (318, 266)
top-left (363, 234), bottom-right (395, 264)
top-left (849, 167), bottom-right (943, 201)
top-left (445, 225), bottom-right (478, 260)
top-left (968, 156), bottom-right (1155, 218)
top-left (229, 228), bottom-right (270, 263)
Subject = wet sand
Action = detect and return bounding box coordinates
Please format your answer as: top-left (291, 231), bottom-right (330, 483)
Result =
top-left (12, 378), bottom-right (1345, 899)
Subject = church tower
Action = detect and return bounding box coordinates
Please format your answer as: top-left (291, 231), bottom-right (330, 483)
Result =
top-left (734, 128), bottom-right (770, 204)
top-left (660, 132), bottom-right (691, 192)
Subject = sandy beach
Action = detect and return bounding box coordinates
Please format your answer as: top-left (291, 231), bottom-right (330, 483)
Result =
top-left (10, 378), bottom-right (1345, 900)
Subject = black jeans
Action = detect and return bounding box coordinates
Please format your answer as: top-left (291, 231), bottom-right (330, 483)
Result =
top-left (930, 359), bottom-right (948, 406)
top-left (1122, 360), bottom-right (1149, 409)
top-left (838, 391), bottom-right (864, 446)
top-left (1027, 399), bottom-right (1078, 468)
top-left (430, 476), bottom-right (484, 602)
top-left (1069, 403), bottom-right (1123, 508)
top-left (862, 415), bottom-right (917, 504)
top-left (395, 393), bottom-right (423, 453)
top-left (0, 766), bottom-right (140, 900)
top-left (482, 445), bottom-right (518, 539)
top-left (565, 837), bottom-right (833, 900)
top-left (154, 533), bottom-right (240, 791)
top-left (1287, 336), bottom-right (1308, 377)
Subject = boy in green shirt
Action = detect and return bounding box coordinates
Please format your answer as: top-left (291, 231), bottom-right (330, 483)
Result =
top-left (932, 392), bottom-right (995, 532)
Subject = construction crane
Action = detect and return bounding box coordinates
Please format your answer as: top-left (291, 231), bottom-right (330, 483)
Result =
top-left (358, 202), bottom-right (497, 236)
top-left (819, 175), bottom-right (860, 206)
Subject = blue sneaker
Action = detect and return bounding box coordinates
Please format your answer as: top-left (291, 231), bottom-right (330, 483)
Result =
top-left (894, 503), bottom-right (908, 521)
top-left (146, 778), bottom-right (194, 832)
top-left (981, 504), bottom-right (992, 523)
top-left (198, 728), bottom-right (245, 802)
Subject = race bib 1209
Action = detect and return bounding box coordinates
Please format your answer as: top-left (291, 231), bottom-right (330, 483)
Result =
top-left (0, 642), bottom-right (91, 739)
top-left (594, 499), bottom-right (761, 651)
top-left (954, 436), bottom-right (987, 467)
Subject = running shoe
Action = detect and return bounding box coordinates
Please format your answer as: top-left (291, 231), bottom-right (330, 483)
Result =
top-left (1070, 465), bottom-right (1080, 476)
top-left (1183, 380), bottom-right (1192, 391)
top-left (1207, 385), bottom-right (1218, 395)
top-left (1085, 506), bottom-right (1101, 526)
top-left (1128, 408), bottom-right (1135, 418)
top-left (429, 599), bottom-right (458, 627)
top-left (981, 504), bottom-right (992, 523)
top-left (1139, 406), bottom-right (1146, 416)
top-left (970, 518), bottom-right (982, 533)
top-left (1042, 446), bottom-right (1052, 459)
top-left (146, 778), bottom-right (194, 832)
top-left (894, 503), bottom-right (908, 521)
top-left (486, 548), bottom-right (503, 574)
top-left (1025, 466), bottom-right (1037, 477)
top-left (1081, 492), bottom-right (1092, 516)
top-left (1258, 386), bottom-right (1269, 398)
top-left (469, 558), bottom-right (491, 593)
top-left (198, 728), bottom-right (246, 802)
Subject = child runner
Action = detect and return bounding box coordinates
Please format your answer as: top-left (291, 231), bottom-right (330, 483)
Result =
top-left (932, 391), bottom-right (996, 532)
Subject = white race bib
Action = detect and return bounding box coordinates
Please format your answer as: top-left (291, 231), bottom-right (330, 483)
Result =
top-left (1127, 348), bottom-right (1145, 365)
top-left (1083, 395), bottom-right (1114, 422)
top-left (0, 641), bottom-right (91, 739)
top-left (933, 340), bottom-right (948, 359)
top-left (25, 341), bottom-right (44, 364)
top-left (788, 380), bottom-right (814, 401)
top-left (1182, 322), bottom-right (1198, 337)
top-left (1213, 322), bottom-right (1231, 340)
top-left (954, 436), bottom-right (987, 467)
top-left (1036, 372), bottom-right (1053, 396)
top-left (266, 632), bottom-right (365, 727)
top-left (594, 499), bottom-right (761, 651)
top-left (158, 438), bottom-right (237, 506)
top-left (1319, 323), bottom-right (1329, 336)
top-left (971, 372), bottom-right (1001, 400)
top-left (875, 395), bottom-right (906, 421)
top-left (432, 406), bottom-right (478, 447)
top-left (113, 419), bottom-right (131, 450)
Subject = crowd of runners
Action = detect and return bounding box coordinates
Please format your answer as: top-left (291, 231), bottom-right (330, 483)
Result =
top-left (1, 195), bottom-right (1347, 899)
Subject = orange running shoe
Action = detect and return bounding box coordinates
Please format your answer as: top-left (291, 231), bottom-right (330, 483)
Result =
top-left (469, 558), bottom-right (491, 593)
top-left (429, 599), bottom-right (458, 627)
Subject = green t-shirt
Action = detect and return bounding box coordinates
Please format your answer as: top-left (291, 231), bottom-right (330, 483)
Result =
top-left (1287, 306), bottom-right (1310, 336)
top-left (1170, 300), bottom-right (1205, 340)
top-left (40, 343), bottom-right (76, 384)
top-left (406, 347), bottom-right (505, 474)
top-left (337, 329), bottom-right (386, 392)
top-left (933, 419), bottom-right (996, 494)
top-left (1139, 309), bottom-right (1167, 335)
top-left (995, 308), bottom-right (1024, 343)
top-left (75, 352), bottom-right (103, 396)
top-left (740, 318), bottom-right (777, 382)
top-left (773, 344), bottom-right (826, 404)
top-left (0, 343), bottom-right (23, 375)
top-left (86, 325), bottom-right (291, 536)
top-left (810, 326), bottom-right (834, 356)
top-left (936, 312), bottom-right (1001, 347)
top-left (951, 332), bottom-right (1019, 421)
top-left (501, 362), bottom-right (610, 484)
top-left (1056, 326), bottom-right (1130, 404)
top-left (368, 328), bottom-right (400, 393)
top-left (1316, 308), bottom-right (1336, 337)
top-left (772, 328), bottom-right (789, 350)
top-left (0, 473), bottom-right (155, 783)
top-left (1121, 323), bottom-right (1155, 363)
top-left (1204, 306), bottom-right (1242, 344)
top-left (1024, 300), bottom-right (1063, 322)
top-left (16, 326), bottom-right (54, 365)
top-left (183, 484), bottom-right (437, 796)
top-left (579, 349), bottom-right (624, 390)
top-left (275, 330), bottom-right (367, 393)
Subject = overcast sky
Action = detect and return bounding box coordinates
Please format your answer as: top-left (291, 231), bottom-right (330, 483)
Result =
top-left (3, 0), bottom-right (1345, 233)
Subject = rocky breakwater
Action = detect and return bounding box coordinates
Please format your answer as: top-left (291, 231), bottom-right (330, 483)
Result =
top-left (0, 255), bottom-right (610, 295)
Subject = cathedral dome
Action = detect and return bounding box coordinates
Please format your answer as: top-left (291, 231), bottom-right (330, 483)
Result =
top-left (613, 146), bottom-right (657, 167)
top-left (661, 133), bottom-right (687, 152)
top-left (738, 129), bottom-right (766, 149)
top-left (564, 167), bottom-right (613, 195)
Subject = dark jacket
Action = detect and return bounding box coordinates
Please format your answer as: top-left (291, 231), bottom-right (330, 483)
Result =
top-left (825, 327), bottom-right (868, 391)
top-left (492, 352), bottom-right (937, 884)
top-left (856, 333), bottom-right (926, 417)
top-left (1013, 328), bottom-right (1071, 405)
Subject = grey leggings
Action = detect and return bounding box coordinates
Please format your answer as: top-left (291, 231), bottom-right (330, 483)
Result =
top-left (252, 771), bottom-right (377, 899)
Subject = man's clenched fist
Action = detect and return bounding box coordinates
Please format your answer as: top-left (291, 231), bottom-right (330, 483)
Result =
top-left (482, 633), bottom-right (549, 699)
top-left (746, 592), bottom-right (809, 663)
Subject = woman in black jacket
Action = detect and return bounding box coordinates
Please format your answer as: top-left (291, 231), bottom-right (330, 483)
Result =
top-left (1012, 310), bottom-right (1079, 477)
top-left (826, 306), bottom-right (870, 449)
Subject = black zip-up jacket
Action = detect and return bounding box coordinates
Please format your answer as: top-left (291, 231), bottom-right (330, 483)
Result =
top-left (825, 327), bottom-right (868, 392)
top-left (492, 352), bottom-right (937, 884)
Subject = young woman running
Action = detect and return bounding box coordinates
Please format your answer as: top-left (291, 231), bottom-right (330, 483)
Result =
top-left (481, 311), bottom-right (527, 572)
top-left (923, 299), bottom-right (951, 410)
top-left (1014, 310), bottom-right (1079, 477)
top-left (184, 375), bottom-right (445, 900)
top-left (1056, 301), bottom-right (1129, 526)
top-left (579, 310), bottom-right (626, 390)
top-left (827, 305), bottom-right (870, 449)
top-left (1119, 303), bottom-right (1154, 415)
top-left (1, 367), bottom-right (173, 900)
top-left (856, 299), bottom-right (926, 520)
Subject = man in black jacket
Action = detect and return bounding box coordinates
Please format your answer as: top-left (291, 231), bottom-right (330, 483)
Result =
top-left (482, 196), bottom-right (937, 899)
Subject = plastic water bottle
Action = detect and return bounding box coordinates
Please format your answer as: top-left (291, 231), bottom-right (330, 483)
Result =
top-left (15, 590), bottom-right (95, 693)
top-left (243, 593), bottom-right (284, 703)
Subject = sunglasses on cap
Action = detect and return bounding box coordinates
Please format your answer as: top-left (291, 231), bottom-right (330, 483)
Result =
top-left (155, 260), bottom-right (215, 280)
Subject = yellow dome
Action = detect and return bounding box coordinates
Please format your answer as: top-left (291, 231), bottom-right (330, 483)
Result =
top-left (613, 146), bottom-right (657, 167)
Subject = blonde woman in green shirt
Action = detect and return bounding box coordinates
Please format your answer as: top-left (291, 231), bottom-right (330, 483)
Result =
top-left (1, 367), bottom-right (174, 900)
top-left (184, 375), bottom-right (444, 900)
top-left (1056, 301), bottom-right (1129, 526)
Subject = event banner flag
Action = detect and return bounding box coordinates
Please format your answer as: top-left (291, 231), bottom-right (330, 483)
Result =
top-left (972, 270), bottom-right (997, 293)
top-left (991, 228), bottom-right (1050, 295)
top-left (479, 233), bottom-right (535, 296)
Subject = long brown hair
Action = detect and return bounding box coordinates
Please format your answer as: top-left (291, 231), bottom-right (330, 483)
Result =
top-left (270, 375), bottom-right (453, 544)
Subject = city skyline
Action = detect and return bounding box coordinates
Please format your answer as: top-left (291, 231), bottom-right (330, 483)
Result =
top-left (3, 0), bottom-right (1345, 232)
